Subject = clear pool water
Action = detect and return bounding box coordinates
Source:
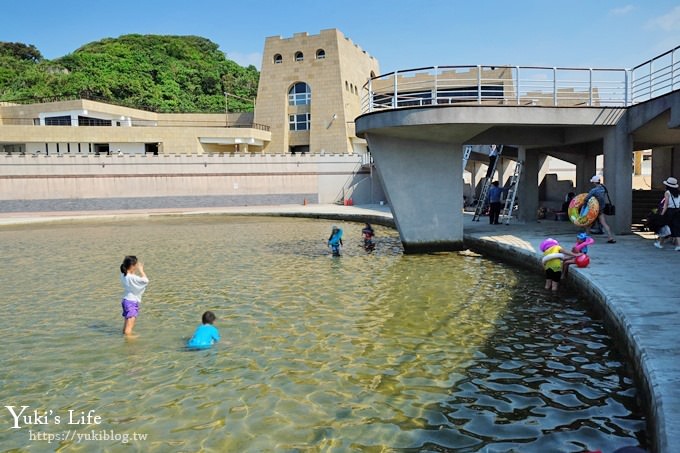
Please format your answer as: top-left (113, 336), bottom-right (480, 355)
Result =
top-left (0, 216), bottom-right (645, 452)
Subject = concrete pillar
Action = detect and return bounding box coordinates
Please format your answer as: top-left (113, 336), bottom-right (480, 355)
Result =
top-left (651, 146), bottom-right (672, 190)
top-left (603, 126), bottom-right (633, 234)
top-left (365, 133), bottom-right (464, 253)
top-left (497, 157), bottom-right (513, 186)
top-left (575, 152), bottom-right (597, 194)
top-left (518, 146), bottom-right (540, 222)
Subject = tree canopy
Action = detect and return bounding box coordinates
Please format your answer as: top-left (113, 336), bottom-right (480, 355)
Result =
top-left (0, 34), bottom-right (258, 113)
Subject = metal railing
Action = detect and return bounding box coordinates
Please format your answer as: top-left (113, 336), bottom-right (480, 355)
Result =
top-left (361, 65), bottom-right (629, 113)
top-left (631, 45), bottom-right (680, 103)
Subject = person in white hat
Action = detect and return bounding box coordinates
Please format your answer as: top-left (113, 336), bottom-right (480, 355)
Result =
top-left (659, 176), bottom-right (680, 251)
top-left (585, 175), bottom-right (616, 243)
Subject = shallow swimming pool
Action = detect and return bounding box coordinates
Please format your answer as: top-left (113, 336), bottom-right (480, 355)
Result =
top-left (0, 216), bottom-right (645, 451)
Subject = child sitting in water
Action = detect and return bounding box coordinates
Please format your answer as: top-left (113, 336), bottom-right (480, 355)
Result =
top-left (540, 238), bottom-right (581, 292)
top-left (187, 311), bottom-right (220, 349)
top-left (328, 225), bottom-right (344, 256)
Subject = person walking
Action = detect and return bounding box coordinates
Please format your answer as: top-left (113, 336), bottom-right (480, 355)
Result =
top-left (585, 175), bottom-right (616, 243)
top-left (660, 176), bottom-right (680, 251)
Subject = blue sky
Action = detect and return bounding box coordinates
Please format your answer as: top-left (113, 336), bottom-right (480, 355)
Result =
top-left (2, 1), bottom-right (680, 73)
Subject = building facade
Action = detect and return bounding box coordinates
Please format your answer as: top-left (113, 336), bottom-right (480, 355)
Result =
top-left (254, 29), bottom-right (380, 154)
top-left (0, 99), bottom-right (269, 155)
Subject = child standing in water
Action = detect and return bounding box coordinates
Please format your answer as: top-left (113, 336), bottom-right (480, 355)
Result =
top-left (187, 311), bottom-right (221, 349)
top-left (328, 225), bottom-right (344, 256)
top-left (120, 255), bottom-right (149, 336)
top-left (540, 238), bottom-right (580, 292)
top-left (361, 223), bottom-right (375, 251)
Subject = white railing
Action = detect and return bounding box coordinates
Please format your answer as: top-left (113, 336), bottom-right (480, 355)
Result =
top-left (631, 45), bottom-right (680, 103)
top-left (361, 65), bottom-right (629, 113)
top-left (360, 47), bottom-right (680, 113)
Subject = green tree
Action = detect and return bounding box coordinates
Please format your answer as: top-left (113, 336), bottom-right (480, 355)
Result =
top-left (0, 35), bottom-right (259, 113)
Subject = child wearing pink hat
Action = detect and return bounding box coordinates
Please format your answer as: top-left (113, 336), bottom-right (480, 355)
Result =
top-left (540, 238), bottom-right (581, 292)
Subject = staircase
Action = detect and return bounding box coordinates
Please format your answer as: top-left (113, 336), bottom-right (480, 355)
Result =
top-left (632, 189), bottom-right (664, 230)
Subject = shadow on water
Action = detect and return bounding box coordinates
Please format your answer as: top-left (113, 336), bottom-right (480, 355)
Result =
top-left (404, 274), bottom-right (647, 453)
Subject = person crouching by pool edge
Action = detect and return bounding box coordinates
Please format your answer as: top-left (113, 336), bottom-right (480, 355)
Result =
top-left (541, 238), bottom-right (581, 292)
top-left (187, 311), bottom-right (220, 349)
top-left (328, 225), bottom-right (343, 256)
top-left (120, 255), bottom-right (149, 336)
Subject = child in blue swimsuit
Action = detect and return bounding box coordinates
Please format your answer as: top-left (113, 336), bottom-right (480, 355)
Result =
top-left (187, 311), bottom-right (220, 349)
top-left (328, 225), bottom-right (344, 256)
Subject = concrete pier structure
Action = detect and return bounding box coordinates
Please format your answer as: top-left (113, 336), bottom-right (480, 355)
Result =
top-left (356, 104), bottom-right (636, 250)
top-left (365, 134), bottom-right (463, 252)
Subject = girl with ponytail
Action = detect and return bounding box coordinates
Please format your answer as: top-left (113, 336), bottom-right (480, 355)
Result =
top-left (119, 255), bottom-right (149, 336)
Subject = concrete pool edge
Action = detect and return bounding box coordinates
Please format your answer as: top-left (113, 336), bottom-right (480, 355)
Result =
top-left (463, 235), bottom-right (661, 453)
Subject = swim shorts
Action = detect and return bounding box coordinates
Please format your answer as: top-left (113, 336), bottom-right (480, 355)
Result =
top-left (545, 268), bottom-right (562, 282)
top-left (121, 299), bottom-right (139, 318)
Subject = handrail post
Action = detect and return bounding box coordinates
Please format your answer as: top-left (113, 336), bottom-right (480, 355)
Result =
top-left (649, 62), bottom-right (653, 100)
top-left (433, 66), bottom-right (438, 105)
top-left (516, 66), bottom-right (521, 105)
top-left (588, 68), bottom-right (593, 106)
top-left (553, 67), bottom-right (557, 106)
top-left (393, 71), bottom-right (398, 108)
top-left (672, 50), bottom-right (676, 92)
top-left (477, 65), bottom-right (482, 104)
top-left (368, 77), bottom-right (373, 113)
top-left (625, 70), bottom-right (629, 106)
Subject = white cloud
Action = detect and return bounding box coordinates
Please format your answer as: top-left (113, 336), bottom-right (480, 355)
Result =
top-left (227, 51), bottom-right (262, 69)
top-left (648, 5), bottom-right (680, 31)
top-left (610, 4), bottom-right (634, 15)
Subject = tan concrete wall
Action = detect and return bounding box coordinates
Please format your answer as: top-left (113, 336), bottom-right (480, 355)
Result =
top-left (0, 154), bottom-right (368, 204)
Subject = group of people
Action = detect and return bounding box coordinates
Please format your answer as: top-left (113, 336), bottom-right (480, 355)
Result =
top-left (327, 223), bottom-right (376, 256)
top-left (541, 174), bottom-right (615, 292)
top-left (120, 255), bottom-right (219, 347)
top-left (118, 224), bottom-right (378, 339)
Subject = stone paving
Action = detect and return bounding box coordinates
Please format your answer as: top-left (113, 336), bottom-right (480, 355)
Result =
top-left (0, 204), bottom-right (677, 452)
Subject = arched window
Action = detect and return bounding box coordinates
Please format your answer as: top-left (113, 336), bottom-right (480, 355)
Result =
top-left (288, 82), bottom-right (311, 105)
top-left (350, 83), bottom-right (354, 93)
top-left (370, 71), bottom-right (376, 78)
top-left (273, 54), bottom-right (282, 64)
top-left (316, 49), bottom-right (326, 59)
top-left (295, 51), bottom-right (304, 62)
top-left (345, 81), bottom-right (349, 91)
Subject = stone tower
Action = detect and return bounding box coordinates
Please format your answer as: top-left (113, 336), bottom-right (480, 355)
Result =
top-left (254, 29), bottom-right (380, 154)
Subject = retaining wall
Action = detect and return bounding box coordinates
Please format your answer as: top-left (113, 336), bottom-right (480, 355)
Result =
top-left (0, 154), bottom-right (384, 212)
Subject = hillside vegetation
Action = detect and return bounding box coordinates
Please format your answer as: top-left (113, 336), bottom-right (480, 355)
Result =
top-left (0, 35), bottom-right (258, 113)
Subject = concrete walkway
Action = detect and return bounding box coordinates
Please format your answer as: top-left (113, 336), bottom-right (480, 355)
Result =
top-left (0, 204), bottom-right (677, 452)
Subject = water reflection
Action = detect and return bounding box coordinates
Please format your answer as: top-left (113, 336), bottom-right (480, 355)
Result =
top-left (0, 217), bottom-right (644, 451)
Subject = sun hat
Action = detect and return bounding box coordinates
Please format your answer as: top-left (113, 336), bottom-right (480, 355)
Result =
top-left (590, 175), bottom-right (602, 183)
top-left (663, 176), bottom-right (678, 188)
